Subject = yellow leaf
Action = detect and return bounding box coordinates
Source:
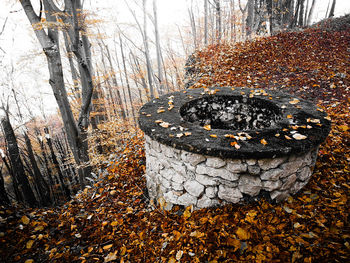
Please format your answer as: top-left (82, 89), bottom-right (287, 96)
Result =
top-left (21, 215), bottom-right (30, 225)
top-left (26, 240), bottom-right (34, 249)
top-left (34, 225), bottom-right (44, 232)
top-left (103, 244), bottom-right (113, 250)
top-left (184, 132), bottom-right (192, 136)
top-left (110, 221), bottom-right (119, 227)
top-left (190, 231), bottom-right (205, 238)
top-left (168, 258), bottom-right (176, 263)
top-left (203, 124), bottom-right (211, 131)
top-left (289, 98), bottom-right (300, 104)
top-left (285, 135), bottom-right (292, 140)
top-left (260, 139), bottom-right (268, 145)
top-left (287, 114), bottom-right (293, 119)
top-left (120, 245), bottom-right (126, 256)
top-left (157, 108), bottom-right (165, 113)
top-left (126, 207), bottom-right (133, 214)
top-left (210, 134), bottom-right (217, 138)
top-left (25, 260), bottom-right (34, 263)
top-left (338, 125), bottom-right (349, 132)
top-left (183, 209), bottom-right (191, 219)
top-left (236, 227), bottom-right (250, 240)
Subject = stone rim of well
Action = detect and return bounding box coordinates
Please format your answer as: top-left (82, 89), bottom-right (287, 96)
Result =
top-left (139, 87), bottom-right (331, 159)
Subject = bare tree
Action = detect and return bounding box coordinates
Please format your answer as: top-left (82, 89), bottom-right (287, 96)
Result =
top-left (328, 0), bottom-right (336, 18)
top-left (1, 108), bottom-right (38, 207)
top-left (152, 0), bottom-right (165, 95)
top-left (20, 0), bottom-right (95, 188)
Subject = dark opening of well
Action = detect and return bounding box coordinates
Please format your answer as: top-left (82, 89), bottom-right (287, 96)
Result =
top-left (180, 95), bottom-right (282, 131)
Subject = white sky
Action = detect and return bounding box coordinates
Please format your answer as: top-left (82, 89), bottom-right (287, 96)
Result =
top-left (0, 0), bottom-right (349, 118)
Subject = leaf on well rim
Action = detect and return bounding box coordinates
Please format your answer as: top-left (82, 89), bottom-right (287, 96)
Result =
top-left (203, 124), bottom-right (211, 131)
top-left (260, 139), bottom-right (268, 145)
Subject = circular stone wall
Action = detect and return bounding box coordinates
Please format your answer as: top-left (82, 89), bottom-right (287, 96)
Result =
top-left (139, 87), bottom-right (331, 209)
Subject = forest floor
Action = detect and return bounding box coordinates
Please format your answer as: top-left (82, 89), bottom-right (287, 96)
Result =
top-left (1, 17), bottom-right (350, 263)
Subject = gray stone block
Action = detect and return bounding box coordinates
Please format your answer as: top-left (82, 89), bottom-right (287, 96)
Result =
top-left (184, 180), bottom-right (205, 197)
top-left (298, 166), bottom-right (312, 181)
top-left (262, 180), bottom-right (282, 191)
top-left (177, 193), bottom-right (197, 207)
top-left (281, 173), bottom-right (297, 191)
top-left (218, 185), bottom-right (243, 203)
top-left (205, 186), bottom-right (218, 198)
top-left (196, 174), bottom-right (217, 186)
top-left (206, 156), bottom-right (226, 168)
top-left (258, 157), bottom-right (287, 170)
top-left (260, 168), bottom-right (284, 181)
top-left (238, 175), bottom-right (262, 196)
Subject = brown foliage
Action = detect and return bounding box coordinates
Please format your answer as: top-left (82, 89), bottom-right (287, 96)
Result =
top-left (0, 27), bottom-right (349, 262)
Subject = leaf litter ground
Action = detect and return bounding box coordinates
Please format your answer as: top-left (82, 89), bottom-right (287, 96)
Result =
top-left (1, 27), bottom-right (349, 262)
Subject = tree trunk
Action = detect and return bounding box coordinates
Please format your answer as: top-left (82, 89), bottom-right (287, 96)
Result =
top-left (153, 0), bottom-right (164, 96)
top-left (24, 132), bottom-right (52, 206)
top-left (143, 0), bottom-right (155, 99)
top-left (306, 0), bottom-right (317, 25)
top-left (20, 0), bottom-right (93, 189)
top-left (246, 0), bottom-right (254, 36)
top-left (204, 0), bottom-right (208, 45)
top-left (214, 0), bottom-right (222, 41)
top-left (44, 127), bottom-right (71, 198)
top-left (1, 115), bottom-right (38, 207)
top-left (103, 43), bottom-right (127, 120)
top-left (119, 36), bottom-right (137, 127)
top-left (328, 0), bottom-right (336, 18)
top-left (0, 149), bottom-right (22, 202)
top-left (0, 168), bottom-right (10, 206)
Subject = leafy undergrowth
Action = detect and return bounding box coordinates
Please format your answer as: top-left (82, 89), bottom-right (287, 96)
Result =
top-left (1, 27), bottom-right (350, 262)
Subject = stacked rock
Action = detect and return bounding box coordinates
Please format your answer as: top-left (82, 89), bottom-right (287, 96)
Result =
top-left (145, 135), bottom-right (318, 209)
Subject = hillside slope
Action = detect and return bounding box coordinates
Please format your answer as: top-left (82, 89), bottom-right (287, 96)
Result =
top-left (1, 19), bottom-right (349, 262)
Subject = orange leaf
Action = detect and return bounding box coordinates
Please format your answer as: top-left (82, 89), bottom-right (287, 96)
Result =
top-left (260, 139), bottom-right (268, 145)
top-left (203, 124), bottom-right (211, 131)
top-left (236, 227), bottom-right (250, 240)
top-left (103, 244), bottom-right (113, 250)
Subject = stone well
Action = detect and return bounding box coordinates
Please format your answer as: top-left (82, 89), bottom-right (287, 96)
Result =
top-left (139, 87), bottom-right (331, 209)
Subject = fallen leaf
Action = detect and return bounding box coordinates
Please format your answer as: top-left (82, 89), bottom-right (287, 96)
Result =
top-left (293, 133), bottom-right (307, 140)
top-left (26, 240), bottom-right (34, 249)
top-left (176, 250), bottom-right (183, 260)
top-left (104, 252), bottom-right (118, 262)
top-left (159, 122), bottom-right (170, 128)
top-left (210, 134), bottom-right (217, 138)
top-left (260, 139), bottom-right (268, 145)
top-left (176, 133), bottom-right (183, 138)
top-left (236, 227), bottom-right (250, 240)
top-left (21, 216), bottom-right (30, 225)
top-left (289, 98), bottom-right (300, 104)
top-left (103, 244), bottom-right (113, 250)
top-left (203, 124), bottom-right (211, 131)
